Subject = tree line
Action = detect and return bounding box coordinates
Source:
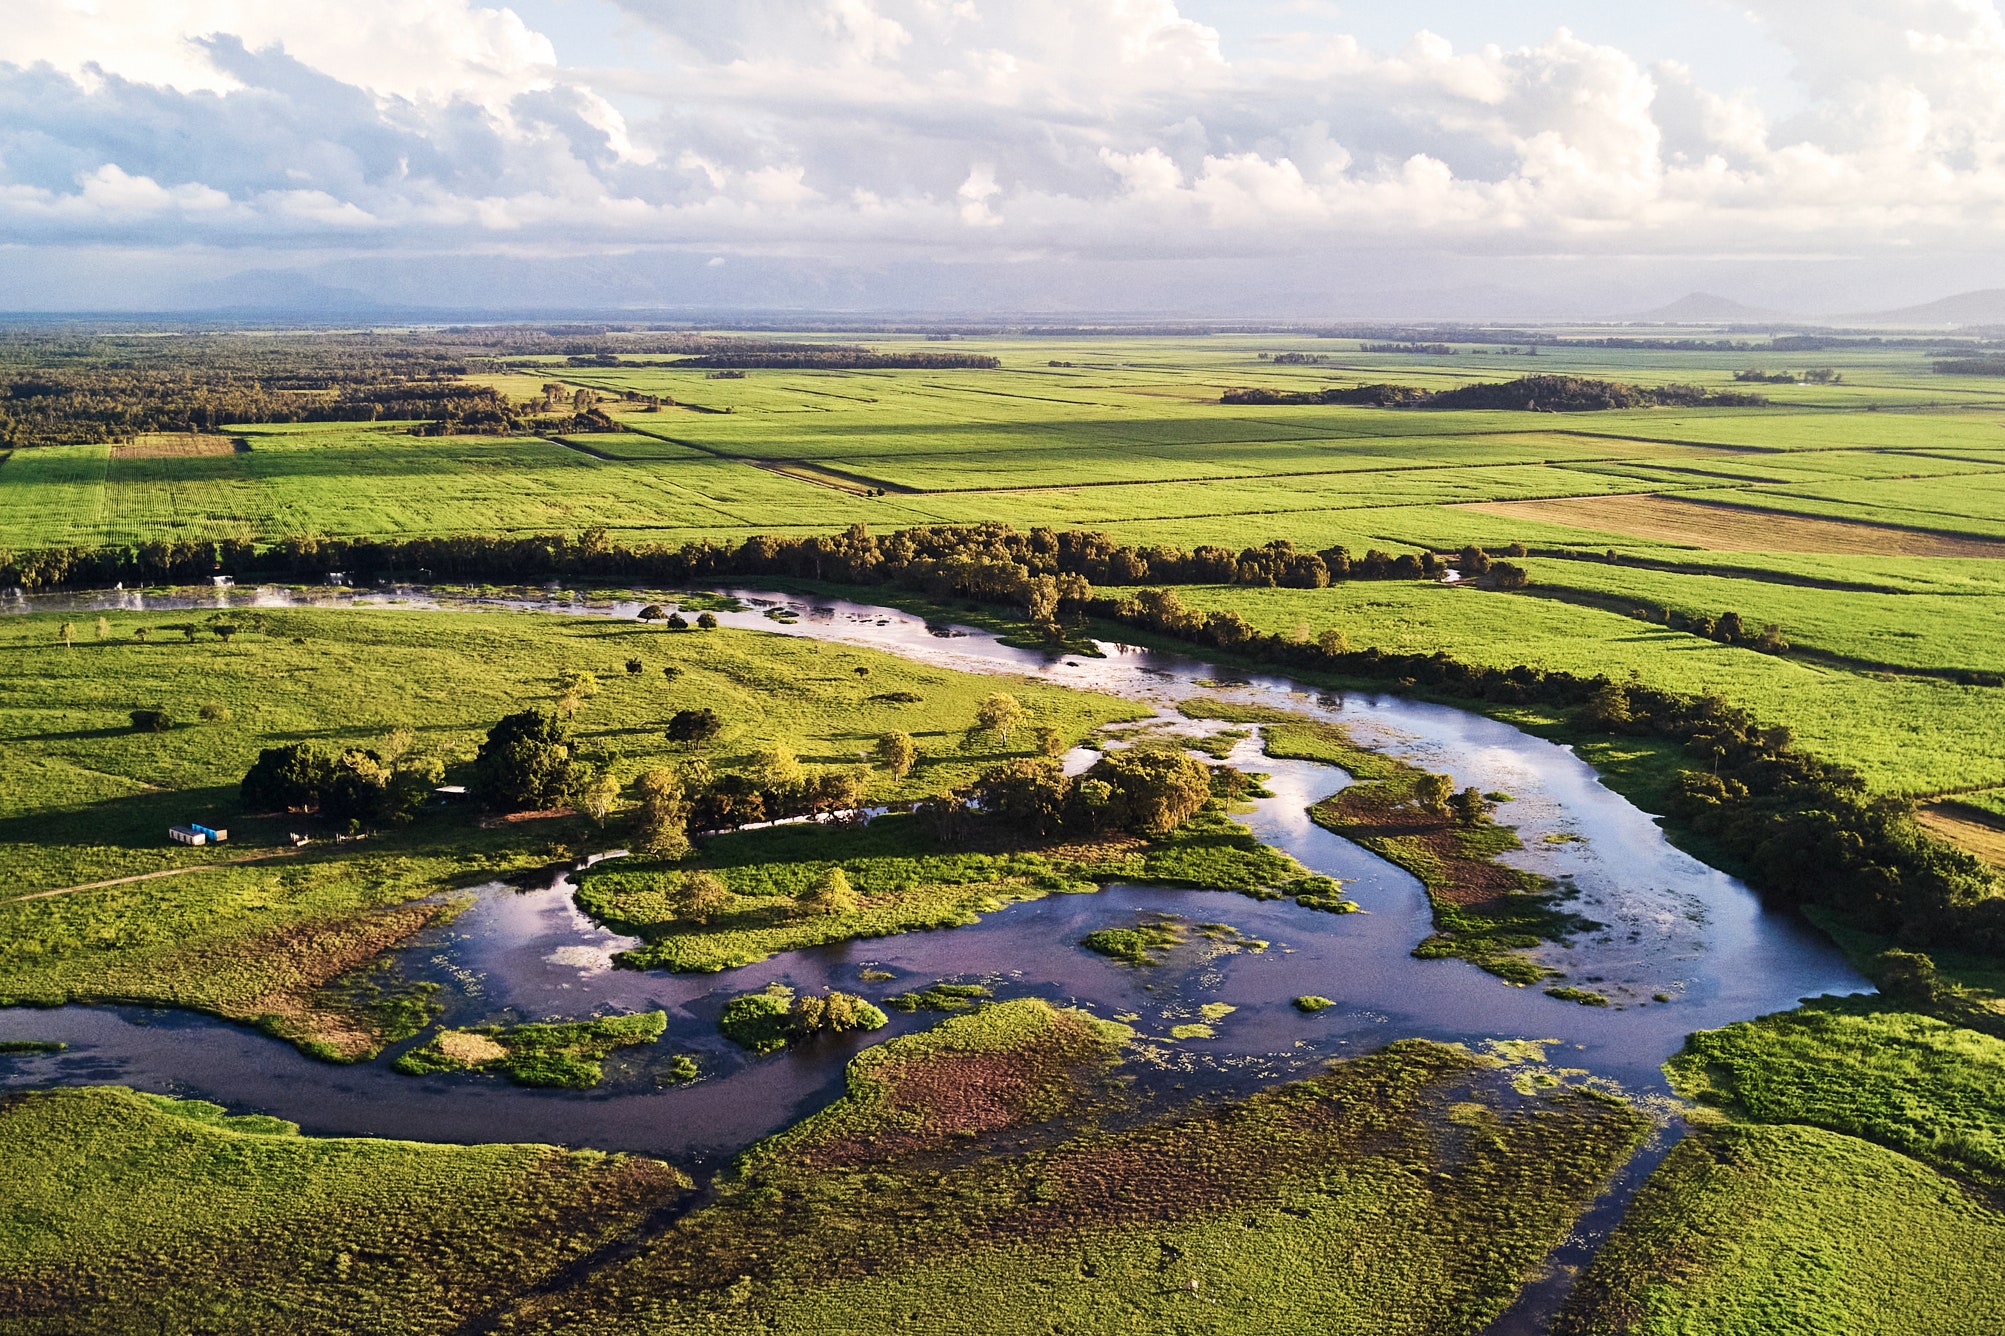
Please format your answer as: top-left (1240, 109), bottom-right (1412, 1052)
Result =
top-left (0, 523), bottom-right (1495, 614)
top-left (1222, 375), bottom-right (1770, 412)
top-left (1101, 587), bottom-right (2003, 956)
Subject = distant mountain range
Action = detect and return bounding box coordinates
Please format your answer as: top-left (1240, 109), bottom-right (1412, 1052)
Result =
top-left (1627, 292), bottom-right (1788, 323)
top-left (1849, 288), bottom-right (2005, 327)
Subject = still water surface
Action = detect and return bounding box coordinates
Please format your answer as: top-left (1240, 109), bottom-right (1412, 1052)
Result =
top-left (0, 583), bottom-right (1866, 1165)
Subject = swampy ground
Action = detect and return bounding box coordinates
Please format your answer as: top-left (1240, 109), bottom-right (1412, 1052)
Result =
top-left (5, 330), bottom-right (2005, 1334)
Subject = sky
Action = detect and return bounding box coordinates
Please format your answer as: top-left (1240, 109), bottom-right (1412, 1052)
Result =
top-left (4, 0), bottom-right (2005, 318)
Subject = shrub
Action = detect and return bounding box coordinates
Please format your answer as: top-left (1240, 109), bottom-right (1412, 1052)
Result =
top-left (197, 702), bottom-right (231, 722)
top-left (240, 742), bottom-right (331, 811)
top-left (696, 611), bottom-right (719, 629)
top-left (719, 985), bottom-right (796, 1054)
top-left (127, 708), bottom-right (173, 733)
top-left (666, 708), bottom-right (722, 748)
top-left (668, 871), bottom-right (731, 924)
top-left (803, 866), bottom-right (860, 916)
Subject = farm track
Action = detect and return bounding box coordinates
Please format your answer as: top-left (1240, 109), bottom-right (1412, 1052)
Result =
top-left (8, 848), bottom-right (299, 902)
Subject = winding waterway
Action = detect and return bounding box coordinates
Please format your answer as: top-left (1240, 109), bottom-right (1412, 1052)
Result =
top-left (0, 581), bottom-right (1870, 1322)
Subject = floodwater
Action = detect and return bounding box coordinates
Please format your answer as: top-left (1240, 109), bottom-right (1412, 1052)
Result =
top-left (0, 585), bottom-right (1866, 1176)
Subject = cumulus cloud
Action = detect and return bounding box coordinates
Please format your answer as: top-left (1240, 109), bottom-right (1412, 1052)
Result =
top-left (5, 0), bottom-right (2005, 302)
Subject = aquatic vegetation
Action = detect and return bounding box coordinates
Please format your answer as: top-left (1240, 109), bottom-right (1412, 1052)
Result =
top-left (1184, 701), bottom-right (1592, 984)
top-left (394, 1010), bottom-right (667, 1089)
top-left (499, 1002), bottom-right (1648, 1335)
top-left (1546, 986), bottom-right (1612, 1007)
top-left (1293, 995), bottom-right (1335, 1012)
top-left (884, 981), bottom-right (992, 1012)
top-left (1081, 917), bottom-right (1186, 966)
top-left (578, 805), bottom-right (1305, 973)
top-left (719, 985), bottom-right (888, 1054)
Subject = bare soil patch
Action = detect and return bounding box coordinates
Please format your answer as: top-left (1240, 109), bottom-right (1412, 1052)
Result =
top-left (1919, 803), bottom-right (2005, 869)
top-left (1462, 493), bottom-right (2005, 557)
top-left (111, 434), bottom-right (239, 459)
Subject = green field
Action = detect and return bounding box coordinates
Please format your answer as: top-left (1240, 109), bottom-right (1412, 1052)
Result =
top-left (1556, 996), bottom-right (2005, 1335)
top-left (9, 334), bottom-right (2005, 803)
top-left (7, 328), bottom-right (2005, 1334)
top-left (0, 607), bottom-right (1140, 1053)
top-left (0, 1086), bottom-right (689, 1333)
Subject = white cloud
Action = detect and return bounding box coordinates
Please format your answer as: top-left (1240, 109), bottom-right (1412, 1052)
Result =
top-left (7, 0), bottom-right (2005, 304)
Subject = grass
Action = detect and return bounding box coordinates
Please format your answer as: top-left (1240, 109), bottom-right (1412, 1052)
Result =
top-left (574, 805), bottom-right (1306, 973)
top-left (393, 1010), bottom-right (668, 1088)
top-left (1664, 997), bottom-right (2005, 1190)
top-left (1165, 580), bottom-right (2005, 797)
top-left (885, 981), bottom-right (992, 1012)
top-left (496, 1000), bottom-right (1649, 1335)
top-left (1554, 1123), bottom-right (2005, 1336)
top-left (1557, 996), bottom-right (2005, 1334)
top-left (0, 608), bottom-right (1140, 1053)
top-left (0, 1085), bottom-right (689, 1334)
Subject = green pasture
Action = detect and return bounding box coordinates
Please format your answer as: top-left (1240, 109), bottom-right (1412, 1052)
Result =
top-left (6, 343), bottom-right (2005, 796)
top-left (0, 1086), bottom-right (687, 1334)
top-left (1163, 581), bottom-right (2005, 795)
top-left (1556, 995), bottom-right (2005, 1335)
top-left (0, 608), bottom-right (1139, 1046)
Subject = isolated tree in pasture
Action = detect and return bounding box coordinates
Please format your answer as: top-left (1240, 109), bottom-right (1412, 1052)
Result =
top-left (1318, 627), bottom-right (1350, 656)
top-left (95, 616), bottom-right (109, 640)
top-left (638, 604), bottom-right (666, 627)
top-left (626, 658), bottom-right (644, 675)
top-left (877, 731), bottom-right (918, 778)
top-left (133, 627), bottom-right (151, 644)
top-left (1035, 724), bottom-right (1067, 758)
top-left (667, 708), bottom-right (722, 748)
top-left (974, 692), bottom-right (1026, 746)
top-left (697, 611), bottom-right (719, 629)
top-left (58, 622), bottom-right (73, 648)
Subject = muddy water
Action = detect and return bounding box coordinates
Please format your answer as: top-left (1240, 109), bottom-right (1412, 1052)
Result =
top-left (1, 584), bottom-right (1866, 1158)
